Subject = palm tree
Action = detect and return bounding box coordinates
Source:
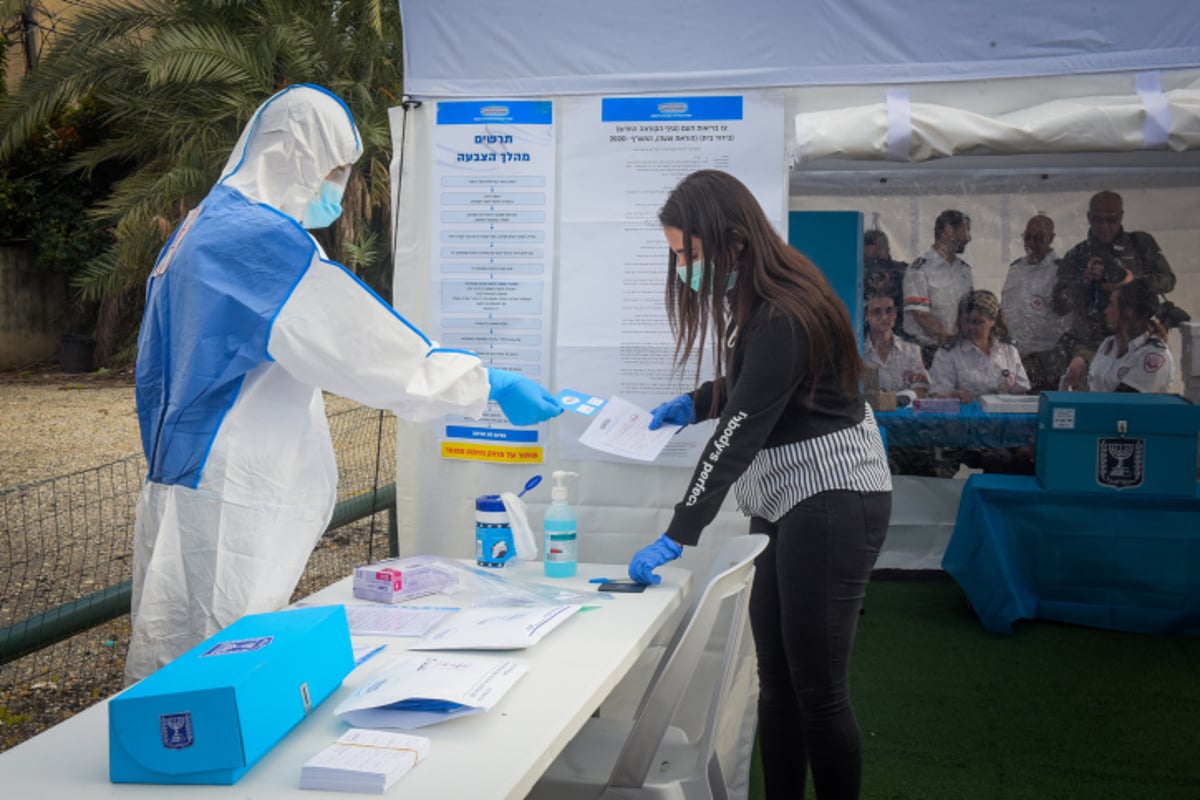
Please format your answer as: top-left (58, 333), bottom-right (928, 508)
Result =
top-left (0, 0), bottom-right (403, 362)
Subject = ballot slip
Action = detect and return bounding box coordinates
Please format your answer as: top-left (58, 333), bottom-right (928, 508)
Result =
top-left (300, 728), bottom-right (430, 794)
top-left (576, 395), bottom-right (680, 462)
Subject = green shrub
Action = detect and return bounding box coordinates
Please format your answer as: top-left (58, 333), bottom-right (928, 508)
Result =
top-left (0, 98), bottom-right (121, 275)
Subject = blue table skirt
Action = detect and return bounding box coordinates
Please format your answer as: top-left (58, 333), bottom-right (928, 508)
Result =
top-left (942, 474), bottom-right (1200, 636)
top-left (876, 402), bottom-right (1036, 449)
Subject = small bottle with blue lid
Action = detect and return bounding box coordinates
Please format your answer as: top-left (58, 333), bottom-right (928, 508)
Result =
top-left (475, 494), bottom-right (515, 567)
top-left (543, 471), bottom-right (578, 578)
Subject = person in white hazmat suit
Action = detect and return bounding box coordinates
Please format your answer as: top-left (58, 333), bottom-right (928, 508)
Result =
top-left (126, 84), bottom-right (562, 684)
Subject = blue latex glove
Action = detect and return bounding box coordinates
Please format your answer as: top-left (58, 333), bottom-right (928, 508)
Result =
top-left (648, 394), bottom-right (695, 430)
top-left (487, 368), bottom-right (564, 426)
top-left (628, 534), bottom-right (683, 585)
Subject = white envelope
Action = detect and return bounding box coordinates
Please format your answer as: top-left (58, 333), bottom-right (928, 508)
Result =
top-left (334, 655), bottom-right (527, 729)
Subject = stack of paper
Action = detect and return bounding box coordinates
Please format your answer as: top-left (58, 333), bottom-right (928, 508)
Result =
top-left (334, 655), bottom-right (527, 729)
top-left (979, 394), bottom-right (1040, 414)
top-left (300, 729), bottom-right (430, 794)
top-left (409, 604), bottom-right (580, 650)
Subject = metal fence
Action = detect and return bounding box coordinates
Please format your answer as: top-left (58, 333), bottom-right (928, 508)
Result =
top-left (0, 404), bottom-right (397, 752)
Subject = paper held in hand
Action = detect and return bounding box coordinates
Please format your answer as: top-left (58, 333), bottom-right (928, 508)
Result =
top-left (576, 395), bottom-right (681, 462)
top-left (300, 729), bottom-right (430, 794)
top-left (334, 655), bottom-right (527, 729)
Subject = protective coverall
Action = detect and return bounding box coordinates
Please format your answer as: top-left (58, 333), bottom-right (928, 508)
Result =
top-left (126, 85), bottom-right (502, 682)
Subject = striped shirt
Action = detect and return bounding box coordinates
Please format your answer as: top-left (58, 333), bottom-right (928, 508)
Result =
top-left (735, 404), bottom-right (892, 522)
top-left (664, 304), bottom-right (892, 546)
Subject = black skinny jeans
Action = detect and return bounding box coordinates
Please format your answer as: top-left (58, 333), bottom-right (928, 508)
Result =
top-left (749, 489), bottom-right (891, 800)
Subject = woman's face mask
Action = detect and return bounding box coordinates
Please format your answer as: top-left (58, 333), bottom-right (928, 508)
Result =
top-left (302, 166), bottom-right (351, 229)
top-left (675, 260), bottom-right (708, 292)
top-left (676, 260), bottom-right (737, 293)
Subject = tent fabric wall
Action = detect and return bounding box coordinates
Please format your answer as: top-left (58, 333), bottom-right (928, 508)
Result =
top-left (397, 0), bottom-right (1200, 98)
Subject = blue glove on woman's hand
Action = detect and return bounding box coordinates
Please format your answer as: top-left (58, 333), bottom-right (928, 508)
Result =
top-left (648, 394), bottom-right (695, 430)
top-left (628, 534), bottom-right (684, 585)
top-left (487, 368), bottom-right (564, 426)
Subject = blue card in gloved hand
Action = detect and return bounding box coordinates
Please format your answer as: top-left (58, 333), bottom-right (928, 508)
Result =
top-left (555, 389), bottom-right (607, 416)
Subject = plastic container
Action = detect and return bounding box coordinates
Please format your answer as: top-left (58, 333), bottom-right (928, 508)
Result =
top-left (475, 494), bottom-right (515, 568)
top-left (543, 471), bottom-right (578, 578)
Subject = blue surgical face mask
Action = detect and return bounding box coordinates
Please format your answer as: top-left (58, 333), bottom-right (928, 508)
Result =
top-left (301, 179), bottom-right (345, 229)
top-left (676, 260), bottom-right (737, 293)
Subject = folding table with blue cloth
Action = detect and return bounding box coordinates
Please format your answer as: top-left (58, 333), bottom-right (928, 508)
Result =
top-left (942, 392), bottom-right (1200, 636)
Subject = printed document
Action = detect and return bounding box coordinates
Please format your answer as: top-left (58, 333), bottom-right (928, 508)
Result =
top-left (408, 604), bottom-right (580, 650)
top-left (334, 655), bottom-right (527, 729)
top-left (576, 395), bottom-right (680, 462)
top-left (344, 605), bottom-right (458, 637)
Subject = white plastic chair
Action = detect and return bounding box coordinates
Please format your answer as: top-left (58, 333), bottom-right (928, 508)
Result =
top-left (528, 533), bottom-right (769, 800)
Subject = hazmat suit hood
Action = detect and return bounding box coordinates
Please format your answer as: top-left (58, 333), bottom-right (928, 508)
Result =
top-left (219, 84), bottom-right (363, 221)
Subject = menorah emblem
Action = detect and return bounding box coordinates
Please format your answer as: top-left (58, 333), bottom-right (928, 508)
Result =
top-left (160, 712), bottom-right (194, 750)
top-left (1106, 441), bottom-right (1136, 477)
top-left (1097, 438), bottom-right (1144, 489)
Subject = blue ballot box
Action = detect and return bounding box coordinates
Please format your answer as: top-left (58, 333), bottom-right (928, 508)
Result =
top-left (109, 605), bottom-right (354, 785)
top-left (1035, 392), bottom-right (1200, 496)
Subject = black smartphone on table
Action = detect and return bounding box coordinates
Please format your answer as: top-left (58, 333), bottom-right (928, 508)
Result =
top-left (597, 581), bottom-right (647, 593)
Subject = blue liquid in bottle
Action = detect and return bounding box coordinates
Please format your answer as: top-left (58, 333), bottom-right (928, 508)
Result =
top-left (544, 471), bottom-right (578, 578)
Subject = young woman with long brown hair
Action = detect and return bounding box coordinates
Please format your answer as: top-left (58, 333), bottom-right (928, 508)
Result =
top-left (626, 170), bottom-right (892, 799)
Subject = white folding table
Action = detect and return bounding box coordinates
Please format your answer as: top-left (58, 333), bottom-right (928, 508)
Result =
top-left (0, 561), bottom-right (691, 799)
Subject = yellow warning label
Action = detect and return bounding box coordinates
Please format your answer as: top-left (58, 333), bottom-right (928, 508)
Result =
top-left (440, 442), bottom-right (544, 464)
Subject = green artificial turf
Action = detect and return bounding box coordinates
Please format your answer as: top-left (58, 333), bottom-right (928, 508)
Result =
top-left (748, 577), bottom-right (1200, 799)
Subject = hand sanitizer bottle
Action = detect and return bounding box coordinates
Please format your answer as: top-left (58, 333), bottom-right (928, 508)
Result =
top-left (543, 470), bottom-right (579, 578)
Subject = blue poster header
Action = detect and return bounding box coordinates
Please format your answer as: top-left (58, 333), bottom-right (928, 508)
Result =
top-left (600, 96), bottom-right (743, 123)
top-left (445, 425), bottom-right (540, 443)
top-left (437, 101), bottom-right (553, 125)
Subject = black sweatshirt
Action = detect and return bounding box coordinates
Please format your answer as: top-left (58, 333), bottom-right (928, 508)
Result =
top-left (664, 304), bottom-right (864, 546)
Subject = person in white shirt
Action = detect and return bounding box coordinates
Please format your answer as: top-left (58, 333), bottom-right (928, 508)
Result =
top-left (864, 292), bottom-right (937, 476)
top-left (1064, 278), bottom-right (1175, 393)
top-left (1000, 214), bottom-right (1071, 391)
top-left (863, 293), bottom-right (929, 393)
top-left (930, 289), bottom-right (1035, 475)
top-left (902, 209), bottom-right (974, 365)
top-left (929, 289), bottom-right (1031, 402)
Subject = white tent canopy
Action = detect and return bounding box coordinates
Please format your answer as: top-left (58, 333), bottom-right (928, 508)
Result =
top-left (398, 0), bottom-right (1200, 98)
top-left (399, 1), bottom-right (1200, 165)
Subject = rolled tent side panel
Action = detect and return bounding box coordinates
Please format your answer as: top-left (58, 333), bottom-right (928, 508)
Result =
top-left (793, 72), bottom-right (1200, 163)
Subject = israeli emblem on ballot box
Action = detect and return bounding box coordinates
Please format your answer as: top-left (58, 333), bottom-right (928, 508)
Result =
top-left (1097, 437), bottom-right (1145, 489)
top-left (160, 712), bottom-right (194, 750)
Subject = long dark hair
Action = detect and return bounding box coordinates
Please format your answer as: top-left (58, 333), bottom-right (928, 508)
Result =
top-left (657, 170), bottom-right (861, 411)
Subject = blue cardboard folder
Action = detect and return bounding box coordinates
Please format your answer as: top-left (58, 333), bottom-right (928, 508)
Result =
top-left (109, 605), bottom-right (354, 785)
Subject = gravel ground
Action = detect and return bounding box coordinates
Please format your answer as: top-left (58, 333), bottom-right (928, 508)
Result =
top-left (0, 366), bottom-right (142, 486)
top-left (0, 366), bottom-right (140, 752)
top-left (0, 365), bottom-right (366, 486)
